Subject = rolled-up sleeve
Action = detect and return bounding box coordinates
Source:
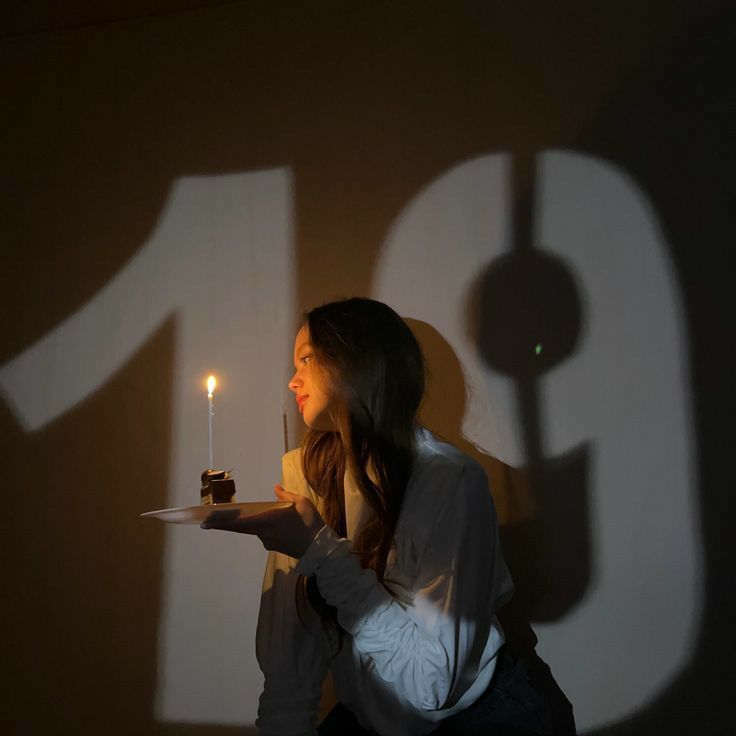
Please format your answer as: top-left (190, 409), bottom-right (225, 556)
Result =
top-left (295, 463), bottom-right (512, 714)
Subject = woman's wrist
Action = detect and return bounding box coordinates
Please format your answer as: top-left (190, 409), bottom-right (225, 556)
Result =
top-left (294, 524), bottom-right (341, 576)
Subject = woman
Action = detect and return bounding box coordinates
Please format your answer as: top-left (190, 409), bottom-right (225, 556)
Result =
top-left (203, 297), bottom-right (571, 735)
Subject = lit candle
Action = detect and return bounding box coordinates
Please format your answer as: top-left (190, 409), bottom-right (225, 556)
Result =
top-left (207, 375), bottom-right (216, 469)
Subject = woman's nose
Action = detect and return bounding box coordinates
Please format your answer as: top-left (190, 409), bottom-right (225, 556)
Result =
top-left (288, 372), bottom-right (301, 393)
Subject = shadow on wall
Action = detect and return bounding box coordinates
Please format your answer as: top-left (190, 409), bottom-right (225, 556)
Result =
top-left (467, 152), bottom-right (590, 627)
top-left (408, 315), bottom-right (590, 653)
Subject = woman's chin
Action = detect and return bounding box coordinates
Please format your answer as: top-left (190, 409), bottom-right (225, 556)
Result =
top-left (304, 416), bottom-right (337, 432)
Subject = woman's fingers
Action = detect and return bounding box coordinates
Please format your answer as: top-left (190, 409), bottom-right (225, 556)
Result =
top-left (274, 483), bottom-right (298, 500)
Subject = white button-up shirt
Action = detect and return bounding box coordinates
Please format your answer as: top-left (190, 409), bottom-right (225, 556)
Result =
top-left (255, 428), bottom-right (514, 736)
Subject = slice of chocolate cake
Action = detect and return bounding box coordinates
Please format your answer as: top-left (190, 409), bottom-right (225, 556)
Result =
top-left (200, 469), bottom-right (236, 505)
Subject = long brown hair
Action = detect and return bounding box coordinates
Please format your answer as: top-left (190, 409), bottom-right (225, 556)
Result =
top-left (295, 297), bottom-right (426, 653)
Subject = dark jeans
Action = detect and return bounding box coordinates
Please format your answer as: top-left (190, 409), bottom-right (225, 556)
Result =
top-left (318, 646), bottom-right (575, 736)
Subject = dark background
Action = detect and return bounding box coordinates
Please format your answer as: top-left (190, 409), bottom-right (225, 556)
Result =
top-left (1, 1), bottom-right (733, 734)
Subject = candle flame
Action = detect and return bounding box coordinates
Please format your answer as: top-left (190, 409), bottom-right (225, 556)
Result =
top-left (207, 375), bottom-right (216, 397)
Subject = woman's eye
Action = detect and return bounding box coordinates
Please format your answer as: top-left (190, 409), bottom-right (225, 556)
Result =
top-left (300, 355), bottom-right (312, 365)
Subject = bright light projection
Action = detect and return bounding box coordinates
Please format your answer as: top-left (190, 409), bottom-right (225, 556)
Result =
top-left (0, 168), bottom-right (296, 725)
top-left (0, 153), bottom-right (702, 732)
top-left (373, 151), bottom-right (702, 732)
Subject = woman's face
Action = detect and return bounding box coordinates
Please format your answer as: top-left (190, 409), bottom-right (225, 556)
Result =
top-left (289, 324), bottom-right (338, 431)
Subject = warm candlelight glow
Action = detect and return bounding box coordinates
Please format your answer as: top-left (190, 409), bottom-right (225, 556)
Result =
top-left (206, 375), bottom-right (216, 469)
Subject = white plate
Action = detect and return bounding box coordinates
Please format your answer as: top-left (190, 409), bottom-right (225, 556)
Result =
top-left (140, 501), bottom-right (292, 525)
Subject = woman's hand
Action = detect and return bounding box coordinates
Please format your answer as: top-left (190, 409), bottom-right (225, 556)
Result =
top-left (201, 484), bottom-right (326, 559)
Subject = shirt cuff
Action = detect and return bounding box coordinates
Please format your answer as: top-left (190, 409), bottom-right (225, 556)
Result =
top-left (295, 524), bottom-right (343, 576)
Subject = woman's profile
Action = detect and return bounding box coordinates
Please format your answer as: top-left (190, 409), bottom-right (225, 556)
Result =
top-left (203, 296), bottom-right (574, 735)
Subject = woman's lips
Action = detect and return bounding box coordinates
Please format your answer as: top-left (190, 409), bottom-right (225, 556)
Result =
top-left (297, 395), bottom-right (309, 411)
